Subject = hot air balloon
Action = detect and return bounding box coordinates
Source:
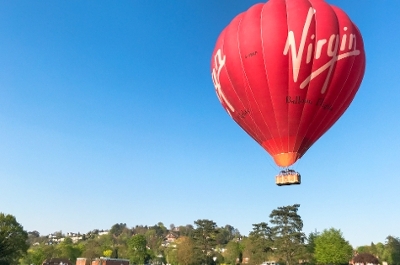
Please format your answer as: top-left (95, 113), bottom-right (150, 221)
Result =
top-left (211, 0), bottom-right (366, 185)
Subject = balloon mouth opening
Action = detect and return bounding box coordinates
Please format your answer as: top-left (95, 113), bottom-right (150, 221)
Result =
top-left (272, 152), bottom-right (300, 167)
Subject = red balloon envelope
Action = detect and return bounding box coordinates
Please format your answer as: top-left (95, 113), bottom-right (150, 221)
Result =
top-left (211, 0), bottom-right (366, 167)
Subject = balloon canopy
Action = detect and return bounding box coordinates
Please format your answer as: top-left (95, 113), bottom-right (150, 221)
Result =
top-left (211, 0), bottom-right (366, 167)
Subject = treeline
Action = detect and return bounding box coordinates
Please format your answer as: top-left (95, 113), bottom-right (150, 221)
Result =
top-left (2, 205), bottom-right (400, 265)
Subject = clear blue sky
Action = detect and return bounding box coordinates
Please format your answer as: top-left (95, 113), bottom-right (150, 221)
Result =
top-left (0, 0), bottom-right (399, 248)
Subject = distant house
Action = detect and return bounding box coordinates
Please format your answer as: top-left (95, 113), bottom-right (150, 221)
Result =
top-left (161, 232), bottom-right (178, 247)
top-left (98, 230), bottom-right (109, 236)
top-left (64, 232), bottom-right (83, 243)
top-left (42, 258), bottom-right (73, 265)
top-left (164, 232), bottom-right (178, 243)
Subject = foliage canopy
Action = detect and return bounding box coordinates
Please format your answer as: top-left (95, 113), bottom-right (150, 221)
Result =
top-left (314, 228), bottom-right (353, 265)
top-left (0, 213), bottom-right (29, 265)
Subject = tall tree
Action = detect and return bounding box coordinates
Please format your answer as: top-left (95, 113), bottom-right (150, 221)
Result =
top-left (357, 245), bottom-right (372, 255)
top-left (133, 225), bottom-right (149, 236)
top-left (247, 222), bottom-right (273, 265)
top-left (374, 242), bottom-right (386, 261)
top-left (216, 225), bottom-right (241, 245)
top-left (164, 244), bottom-right (178, 265)
top-left (192, 219), bottom-right (219, 265)
top-left (128, 234), bottom-right (150, 265)
top-left (145, 229), bottom-right (161, 253)
top-left (305, 231), bottom-right (320, 265)
top-left (96, 233), bottom-right (114, 258)
top-left (81, 238), bottom-right (103, 259)
top-left (0, 213), bottom-right (29, 265)
top-left (146, 222), bottom-right (168, 255)
top-left (269, 204), bottom-right (306, 265)
top-left (27, 231), bottom-right (41, 245)
top-left (110, 223), bottom-right (127, 237)
top-left (176, 236), bottom-right (196, 265)
top-left (384, 236), bottom-right (400, 265)
top-left (179, 225), bottom-right (194, 237)
top-left (224, 240), bottom-right (242, 265)
top-left (23, 242), bottom-right (76, 265)
top-left (314, 228), bottom-right (353, 265)
top-left (19, 246), bottom-right (47, 265)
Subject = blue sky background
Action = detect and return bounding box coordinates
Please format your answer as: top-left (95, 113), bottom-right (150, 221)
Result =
top-left (0, 0), bottom-right (399, 248)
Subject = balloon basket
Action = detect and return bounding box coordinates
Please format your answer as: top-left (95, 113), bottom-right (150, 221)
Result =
top-left (275, 169), bottom-right (301, 186)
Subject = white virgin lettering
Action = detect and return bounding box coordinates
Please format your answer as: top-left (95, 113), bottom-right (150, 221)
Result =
top-left (284, 7), bottom-right (361, 94)
top-left (211, 49), bottom-right (235, 112)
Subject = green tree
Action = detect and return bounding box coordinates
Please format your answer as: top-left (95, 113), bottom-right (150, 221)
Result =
top-left (216, 225), bottom-right (240, 245)
top-left (20, 246), bottom-right (47, 265)
top-left (145, 227), bottom-right (164, 255)
top-left (81, 238), bottom-right (103, 259)
top-left (305, 231), bottom-right (320, 265)
top-left (27, 231), bottom-right (41, 246)
top-left (164, 244), bottom-right (178, 265)
top-left (110, 223), bottom-right (127, 237)
top-left (178, 225), bottom-right (194, 237)
top-left (224, 241), bottom-right (242, 265)
top-left (0, 213), bottom-right (29, 265)
top-left (176, 236), bottom-right (196, 265)
top-left (247, 222), bottom-right (273, 265)
top-left (133, 225), bottom-right (149, 236)
top-left (45, 244), bottom-right (59, 259)
top-left (269, 204), bottom-right (306, 265)
top-left (114, 226), bottom-right (133, 258)
top-left (384, 236), bottom-right (400, 265)
top-left (357, 245), bottom-right (372, 254)
top-left (192, 219), bottom-right (219, 265)
top-left (128, 234), bottom-right (149, 265)
top-left (374, 242), bottom-right (386, 262)
top-left (314, 228), bottom-right (353, 265)
top-left (98, 234), bottom-right (115, 256)
top-left (156, 222), bottom-right (168, 237)
top-left (56, 237), bottom-right (83, 262)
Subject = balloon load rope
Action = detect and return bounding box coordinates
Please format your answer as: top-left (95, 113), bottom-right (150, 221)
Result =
top-left (275, 168), bottom-right (301, 186)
